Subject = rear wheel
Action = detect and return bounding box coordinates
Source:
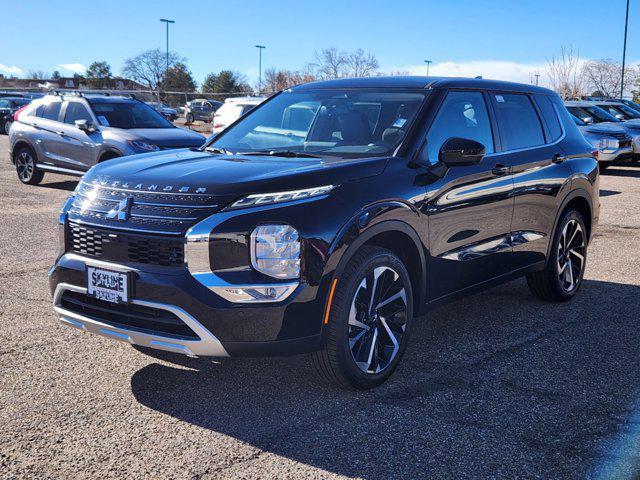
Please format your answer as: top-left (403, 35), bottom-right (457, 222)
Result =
top-left (2, 119), bottom-right (10, 134)
top-left (311, 246), bottom-right (413, 389)
top-left (15, 146), bottom-right (44, 185)
top-left (527, 209), bottom-right (587, 302)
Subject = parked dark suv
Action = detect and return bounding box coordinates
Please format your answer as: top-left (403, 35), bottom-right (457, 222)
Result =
top-left (50, 77), bottom-right (598, 389)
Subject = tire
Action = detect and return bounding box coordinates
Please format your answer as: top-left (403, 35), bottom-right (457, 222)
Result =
top-left (99, 152), bottom-right (120, 162)
top-left (14, 146), bottom-right (44, 185)
top-left (311, 246), bottom-right (414, 389)
top-left (2, 119), bottom-right (10, 135)
top-left (526, 209), bottom-right (587, 302)
top-left (599, 163), bottom-right (609, 170)
top-left (186, 113), bottom-right (194, 123)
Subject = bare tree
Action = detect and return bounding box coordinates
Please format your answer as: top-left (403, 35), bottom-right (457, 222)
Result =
top-left (27, 70), bottom-right (50, 80)
top-left (122, 48), bottom-right (184, 91)
top-left (546, 46), bottom-right (584, 99)
top-left (345, 49), bottom-right (379, 77)
top-left (582, 58), bottom-right (638, 98)
top-left (311, 47), bottom-right (347, 80)
top-left (262, 68), bottom-right (316, 93)
top-left (310, 47), bottom-right (380, 80)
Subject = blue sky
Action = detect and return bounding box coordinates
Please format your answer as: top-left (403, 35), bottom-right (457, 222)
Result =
top-left (1, 0), bottom-right (637, 87)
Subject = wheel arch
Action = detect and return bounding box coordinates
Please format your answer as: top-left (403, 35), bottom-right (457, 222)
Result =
top-left (11, 139), bottom-right (37, 164)
top-left (330, 218), bottom-right (428, 316)
top-left (547, 189), bottom-right (594, 258)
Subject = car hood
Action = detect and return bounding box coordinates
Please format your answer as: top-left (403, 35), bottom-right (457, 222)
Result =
top-left (580, 123), bottom-right (628, 135)
top-left (82, 149), bottom-right (389, 198)
top-left (105, 127), bottom-right (205, 148)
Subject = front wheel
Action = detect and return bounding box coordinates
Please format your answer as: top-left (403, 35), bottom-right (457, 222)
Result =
top-left (527, 209), bottom-right (587, 302)
top-left (311, 246), bottom-right (414, 389)
top-left (3, 119), bottom-right (10, 134)
top-left (15, 147), bottom-right (44, 185)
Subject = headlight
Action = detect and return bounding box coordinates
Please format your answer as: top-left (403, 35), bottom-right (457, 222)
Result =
top-left (251, 224), bottom-right (300, 279)
top-left (129, 140), bottom-right (160, 152)
top-left (229, 185), bottom-right (335, 210)
top-left (598, 138), bottom-right (619, 149)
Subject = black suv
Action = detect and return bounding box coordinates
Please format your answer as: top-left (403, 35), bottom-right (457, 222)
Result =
top-left (50, 77), bottom-right (599, 389)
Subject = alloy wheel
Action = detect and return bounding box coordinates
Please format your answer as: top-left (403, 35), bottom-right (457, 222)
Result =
top-left (16, 151), bottom-right (35, 182)
top-left (557, 219), bottom-right (585, 293)
top-left (348, 266), bottom-right (408, 374)
top-left (4, 120), bottom-right (10, 134)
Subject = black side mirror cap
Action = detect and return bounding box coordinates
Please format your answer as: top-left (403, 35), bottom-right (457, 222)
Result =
top-left (439, 137), bottom-right (486, 166)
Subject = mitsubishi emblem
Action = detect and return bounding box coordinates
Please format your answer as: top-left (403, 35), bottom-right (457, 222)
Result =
top-left (106, 197), bottom-right (133, 221)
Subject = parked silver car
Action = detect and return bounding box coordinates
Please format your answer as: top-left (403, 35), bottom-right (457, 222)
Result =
top-left (565, 100), bottom-right (640, 159)
top-left (570, 113), bottom-right (633, 167)
top-left (8, 93), bottom-right (205, 184)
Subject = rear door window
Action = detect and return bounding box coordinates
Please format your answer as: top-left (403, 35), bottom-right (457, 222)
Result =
top-left (492, 93), bottom-right (544, 150)
top-left (41, 101), bottom-right (62, 122)
top-left (426, 90), bottom-right (494, 163)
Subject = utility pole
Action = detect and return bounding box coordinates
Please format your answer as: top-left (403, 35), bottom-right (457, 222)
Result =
top-left (424, 59), bottom-right (432, 76)
top-left (255, 45), bottom-right (266, 94)
top-left (535, 73), bottom-right (540, 86)
top-left (160, 19), bottom-right (175, 74)
top-left (620, 0), bottom-right (630, 98)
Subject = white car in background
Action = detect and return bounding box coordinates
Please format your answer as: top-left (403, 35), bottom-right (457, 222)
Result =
top-left (212, 97), bottom-right (266, 134)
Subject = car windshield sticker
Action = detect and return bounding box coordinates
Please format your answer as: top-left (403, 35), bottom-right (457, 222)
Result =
top-left (97, 115), bottom-right (110, 126)
top-left (495, 95), bottom-right (505, 103)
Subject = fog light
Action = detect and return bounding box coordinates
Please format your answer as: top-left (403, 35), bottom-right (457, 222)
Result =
top-left (212, 284), bottom-right (298, 303)
top-left (251, 224), bottom-right (300, 279)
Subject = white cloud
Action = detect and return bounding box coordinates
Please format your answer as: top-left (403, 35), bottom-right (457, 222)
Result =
top-left (0, 63), bottom-right (24, 75)
top-left (393, 60), bottom-right (552, 87)
top-left (57, 63), bottom-right (86, 74)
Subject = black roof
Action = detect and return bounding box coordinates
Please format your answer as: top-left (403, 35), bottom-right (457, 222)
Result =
top-left (293, 76), bottom-right (555, 95)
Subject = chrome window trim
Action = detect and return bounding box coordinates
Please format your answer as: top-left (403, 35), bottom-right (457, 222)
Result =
top-left (53, 281), bottom-right (229, 358)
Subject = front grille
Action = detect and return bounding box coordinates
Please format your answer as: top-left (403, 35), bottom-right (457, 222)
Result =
top-left (60, 290), bottom-right (198, 340)
top-left (67, 181), bottom-right (221, 235)
top-left (67, 221), bottom-right (185, 267)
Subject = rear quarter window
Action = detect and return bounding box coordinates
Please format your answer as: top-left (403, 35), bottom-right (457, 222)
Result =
top-left (534, 94), bottom-right (563, 142)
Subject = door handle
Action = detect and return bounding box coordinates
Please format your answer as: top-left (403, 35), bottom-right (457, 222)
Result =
top-left (491, 163), bottom-right (510, 176)
top-left (552, 153), bottom-right (565, 164)
top-left (56, 131), bottom-right (66, 136)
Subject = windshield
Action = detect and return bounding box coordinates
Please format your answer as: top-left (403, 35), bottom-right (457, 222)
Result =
top-left (583, 105), bottom-right (621, 123)
top-left (570, 113), bottom-right (586, 126)
top-left (90, 102), bottom-right (174, 129)
top-left (605, 103), bottom-right (640, 119)
top-left (207, 89), bottom-right (426, 158)
top-left (10, 98), bottom-right (30, 107)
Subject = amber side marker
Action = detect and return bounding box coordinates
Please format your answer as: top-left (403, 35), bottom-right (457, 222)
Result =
top-left (323, 278), bottom-right (339, 324)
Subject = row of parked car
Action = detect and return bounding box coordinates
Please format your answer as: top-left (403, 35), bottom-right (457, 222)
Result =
top-left (565, 99), bottom-right (640, 168)
top-left (4, 87), bottom-right (640, 186)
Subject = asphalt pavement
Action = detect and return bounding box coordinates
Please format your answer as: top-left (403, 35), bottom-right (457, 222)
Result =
top-left (1, 134), bottom-right (640, 479)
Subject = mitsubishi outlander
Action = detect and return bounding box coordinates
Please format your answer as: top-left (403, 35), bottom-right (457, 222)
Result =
top-left (49, 77), bottom-right (599, 389)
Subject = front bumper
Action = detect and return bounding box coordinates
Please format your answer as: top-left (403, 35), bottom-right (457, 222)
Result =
top-left (597, 145), bottom-right (634, 163)
top-left (49, 253), bottom-right (324, 358)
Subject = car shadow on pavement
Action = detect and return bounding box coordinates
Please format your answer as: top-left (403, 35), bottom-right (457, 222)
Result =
top-left (37, 180), bottom-right (78, 191)
top-left (131, 278), bottom-right (640, 479)
top-left (602, 166), bottom-right (640, 178)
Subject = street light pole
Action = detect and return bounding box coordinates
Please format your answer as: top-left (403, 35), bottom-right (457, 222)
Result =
top-left (160, 19), bottom-right (175, 73)
top-left (620, 0), bottom-right (630, 98)
top-left (255, 45), bottom-right (266, 94)
top-left (424, 59), bottom-right (432, 76)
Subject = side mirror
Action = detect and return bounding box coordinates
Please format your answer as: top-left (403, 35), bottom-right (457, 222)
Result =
top-left (615, 114), bottom-right (625, 120)
top-left (439, 137), bottom-right (486, 166)
top-left (75, 119), bottom-right (96, 132)
top-left (583, 117), bottom-right (594, 124)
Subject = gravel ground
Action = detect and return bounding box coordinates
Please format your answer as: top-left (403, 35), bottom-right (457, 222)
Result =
top-left (1, 134), bottom-right (640, 480)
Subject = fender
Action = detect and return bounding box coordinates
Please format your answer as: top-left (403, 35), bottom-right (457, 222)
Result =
top-left (321, 201), bottom-right (428, 316)
top-left (545, 187), bottom-right (595, 259)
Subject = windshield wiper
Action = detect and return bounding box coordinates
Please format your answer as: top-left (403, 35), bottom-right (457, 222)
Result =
top-left (204, 146), bottom-right (234, 155)
top-left (240, 150), bottom-right (320, 158)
